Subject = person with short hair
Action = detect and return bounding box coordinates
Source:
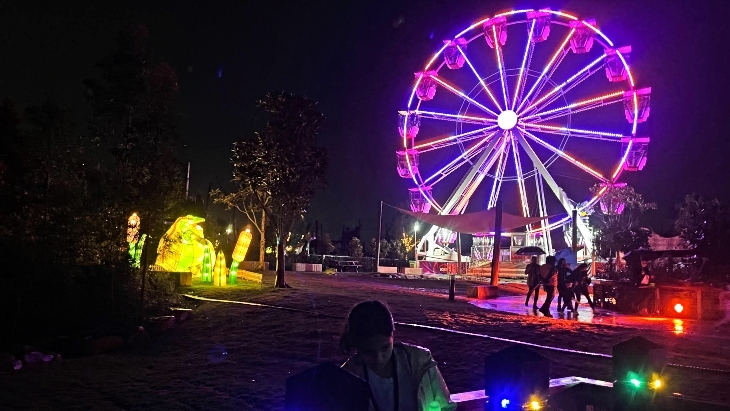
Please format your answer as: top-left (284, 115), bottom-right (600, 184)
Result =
top-left (556, 258), bottom-right (576, 315)
top-left (572, 263), bottom-right (596, 312)
top-left (340, 300), bottom-right (456, 411)
top-left (538, 256), bottom-right (557, 317)
top-left (524, 256), bottom-right (542, 310)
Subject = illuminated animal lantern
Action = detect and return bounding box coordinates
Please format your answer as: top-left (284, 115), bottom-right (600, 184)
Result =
top-left (155, 215), bottom-right (215, 274)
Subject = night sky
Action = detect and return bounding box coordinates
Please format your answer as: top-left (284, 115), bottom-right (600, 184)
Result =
top-left (2, 0), bottom-right (730, 239)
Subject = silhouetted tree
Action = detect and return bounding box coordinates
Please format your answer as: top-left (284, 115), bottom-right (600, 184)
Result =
top-left (675, 194), bottom-right (730, 276)
top-left (212, 187), bottom-right (269, 264)
top-left (84, 24), bottom-right (184, 243)
top-left (317, 233), bottom-right (335, 255)
top-left (348, 237), bottom-right (363, 257)
top-left (589, 184), bottom-right (655, 258)
top-left (230, 92), bottom-right (328, 287)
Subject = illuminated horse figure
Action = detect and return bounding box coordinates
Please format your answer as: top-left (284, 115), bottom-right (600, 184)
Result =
top-left (154, 215), bottom-right (215, 279)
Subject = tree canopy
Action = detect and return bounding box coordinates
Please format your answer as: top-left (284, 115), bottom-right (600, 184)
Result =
top-left (230, 92), bottom-right (328, 287)
top-left (589, 184), bottom-right (656, 257)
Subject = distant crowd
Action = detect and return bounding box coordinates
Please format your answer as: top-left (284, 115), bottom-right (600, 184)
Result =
top-left (524, 255), bottom-right (595, 318)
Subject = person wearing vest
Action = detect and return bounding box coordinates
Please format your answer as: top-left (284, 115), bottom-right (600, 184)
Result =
top-left (538, 256), bottom-right (557, 317)
top-left (556, 258), bottom-right (576, 315)
top-left (340, 300), bottom-right (456, 411)
top-left (524, 256), bottom-right (542, 310)
top-left (572, 263), bottom-right (596, 312)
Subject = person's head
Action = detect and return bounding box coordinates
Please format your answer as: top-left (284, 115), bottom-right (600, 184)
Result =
top-left (340, 300), bottom-right (395, 370)
top-left (558, 258), bottom-right (567, 267)
top-left (531, 256), bottom-right (538, 264)
top-left (545, 255), bottom-right (556, 266)
top-left (576, 263), bottom-right (589, 272)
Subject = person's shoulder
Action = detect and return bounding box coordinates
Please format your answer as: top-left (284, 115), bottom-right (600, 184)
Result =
top-left (396, 342), bottom-right (433, 360)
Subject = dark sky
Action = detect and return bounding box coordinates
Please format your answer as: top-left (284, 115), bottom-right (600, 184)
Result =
top-left (2, 0), bottom-right (730, 239)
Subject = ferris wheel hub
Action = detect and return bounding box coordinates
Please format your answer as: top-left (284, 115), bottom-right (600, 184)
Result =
top-left (497, 110), bottom-right (518, 130)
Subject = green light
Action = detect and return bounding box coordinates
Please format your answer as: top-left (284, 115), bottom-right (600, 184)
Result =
top-left (630, 378), bottom-right (642, 387)
top-left (229, 260), bottom-right (239, 284)
top-left (427, 400), bottom-right (441, 411)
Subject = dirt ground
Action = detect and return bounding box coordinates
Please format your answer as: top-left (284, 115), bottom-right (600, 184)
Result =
top-left (1, 271), bottom-right (729, 410)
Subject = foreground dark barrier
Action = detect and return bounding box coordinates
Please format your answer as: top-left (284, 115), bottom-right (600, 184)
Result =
top-left (285, 337), bottom-right (730, 411)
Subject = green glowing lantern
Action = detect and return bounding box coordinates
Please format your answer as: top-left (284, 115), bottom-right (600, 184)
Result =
top-left (128, 233), bottom-right (147, 268)
top-left (127, 213), bottom-right (146, 268)
top-left (229, 260), bottom-right (239, 284)
top-left (201, 244), bottom-right (213, 283)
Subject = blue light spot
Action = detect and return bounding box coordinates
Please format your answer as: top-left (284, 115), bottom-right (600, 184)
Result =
top-left (501, 399), bottom-right (510, 408)
top-left (429, 32), bottom-right (435, 40)
top-left (217, 66), bottom-right (224, 78)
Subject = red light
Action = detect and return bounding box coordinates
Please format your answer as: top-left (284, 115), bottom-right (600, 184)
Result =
top-left (674, 303), bottom-right (684, 314)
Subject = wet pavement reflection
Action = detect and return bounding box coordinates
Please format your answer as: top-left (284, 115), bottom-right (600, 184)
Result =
top-left (468, 294), bottom-right (727, 339)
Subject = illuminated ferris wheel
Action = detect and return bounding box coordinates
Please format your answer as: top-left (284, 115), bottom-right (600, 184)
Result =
top-left (397, 8), bottom-right (651, 261)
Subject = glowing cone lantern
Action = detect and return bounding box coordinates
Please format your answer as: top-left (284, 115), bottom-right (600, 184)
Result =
top-left (201, 245), bottom-right (213, 283)
top-left (229, 229), bottom-right (252, 284)
top-left (213, 251), bottom-right (227, 287)
top-left (229, 260), bottom-right (239, 284)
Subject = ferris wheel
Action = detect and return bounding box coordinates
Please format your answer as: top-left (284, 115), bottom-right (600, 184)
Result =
top-left (397, 8), bottom-right (651, 261)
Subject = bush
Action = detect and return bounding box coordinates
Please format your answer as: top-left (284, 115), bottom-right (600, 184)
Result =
top-left (0, 245), bottom-right (178, 346)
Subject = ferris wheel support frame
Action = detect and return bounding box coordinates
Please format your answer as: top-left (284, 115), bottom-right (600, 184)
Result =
top-left (513, 129), bottom-right (593, 252)
top-left (416, 134), bottom-right (504, 258)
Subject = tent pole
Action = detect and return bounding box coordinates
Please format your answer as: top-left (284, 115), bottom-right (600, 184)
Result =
top-left (376, 201), bottom-right (383, 273)
top-left (450, 233), bottom-right (460, 301)
top-left (490, 200), bottom-right (503, 286)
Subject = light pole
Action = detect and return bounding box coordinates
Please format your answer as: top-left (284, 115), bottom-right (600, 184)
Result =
top-left (414, 222), bottom-right (419, 269)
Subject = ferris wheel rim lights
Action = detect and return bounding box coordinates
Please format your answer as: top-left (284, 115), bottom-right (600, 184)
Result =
top-left (400, 8), bottom-right (645, 228)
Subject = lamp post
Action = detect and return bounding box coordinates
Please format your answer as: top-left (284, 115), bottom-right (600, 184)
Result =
top-left (414, 222), bottom-right (420, 269)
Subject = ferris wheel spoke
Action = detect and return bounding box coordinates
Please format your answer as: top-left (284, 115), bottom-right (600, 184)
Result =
top-left (535, 173), bottom-right (552, 251)
top-left (510, 136), bottom-right (531, 224)
top-left (512, 19), bottom-right (537, 110)
top-left (488, 136), bottom-right (511, 209)
top-left (414, 125), bottom-right (498, 153)
top-left (457, 45), bottom-right (503, 113)
top-left (422, 132), bottom-right (497, 186)
top-left (519, 123), bottom-right (624, 142)
top-left (451, 134), bottom-right (508, 213)
top-left (514, 129), bottom-right (594, 244)
top-left (491, 26), bottom-right (511, 109)
top-left (516, 29), bottom-right (575, 114)
top-left (519, 53), bottom-right (607, 116)
top-left (521, 91), bottom-right (624, 123)
top-left (517, 127), bottom-right (608, 183)
top-left (513, 129), bottom-right (572, 211)
top-left (429, 76), bottom-right (499, 117)
top-left (440, 134), bottom-right (505, 214)
top-left (414, 110), bottom-right (496, 126)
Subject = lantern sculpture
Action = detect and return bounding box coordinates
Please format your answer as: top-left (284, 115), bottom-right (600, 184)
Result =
top-left (201, 244), bottom-right (213, 283)
top-left (129, 234), bottom-right (147, 269)
top-left (127, 213), bottom-right (141, 243)
top-left (127, 213), bottom-right (146, 268)
top-left (229, 229), bottom-right (253, 284)
top-left (154, 215), bottom-right (215, 275)
top-left (213, 251), bottom-right (227, 287)
top-left (229, 261), bottom-right (239, 284)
